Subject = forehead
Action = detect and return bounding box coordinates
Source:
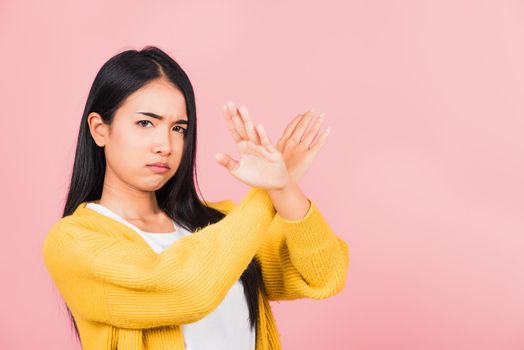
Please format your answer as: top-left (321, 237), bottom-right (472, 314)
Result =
top-left (120, 79), bottom-right (187, 118)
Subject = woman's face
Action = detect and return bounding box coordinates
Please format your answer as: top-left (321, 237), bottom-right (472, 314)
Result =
top-left (89, 78), bottom-right (188, 192)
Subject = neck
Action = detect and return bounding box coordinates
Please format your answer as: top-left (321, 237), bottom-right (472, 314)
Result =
top-left (96, 169), bottom-right (163, 222)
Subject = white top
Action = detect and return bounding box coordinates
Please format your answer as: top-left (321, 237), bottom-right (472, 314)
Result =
top-left (86, 202), bottom-right (256, 350)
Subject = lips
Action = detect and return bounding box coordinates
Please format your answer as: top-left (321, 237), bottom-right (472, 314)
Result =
top-left (148, 162), bottom-right (170, 169)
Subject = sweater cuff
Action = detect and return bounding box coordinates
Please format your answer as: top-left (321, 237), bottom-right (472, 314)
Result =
top-left (272, 199), bottom-right (339, 254)
top-left (273, 198), bottom-right (313, 223)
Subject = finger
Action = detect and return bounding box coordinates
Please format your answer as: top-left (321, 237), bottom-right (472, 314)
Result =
top-left (309, 126), bottom-right (331, 152)
top-left (280, 112), bottom-right (305, 141)
top-left (302, 112), bottom-right (325, 148)
top-left (223, 103), bottom-right (243, 143)
top-left (238, 105), bottom-right (261, 144)
top-left (293, 109), bottom-right (317, 143)
top-left (228, 101), bottom-right (248, 140)
top-left (215, 152), bottom-right (239, 171)
top-left (255, 123), bottom-right (278, 155)
top-left (277, 112), bottom-right (305, 150)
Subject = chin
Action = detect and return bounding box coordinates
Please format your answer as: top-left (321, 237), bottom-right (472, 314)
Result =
top-left (141, 178), bottom-right (169, 191)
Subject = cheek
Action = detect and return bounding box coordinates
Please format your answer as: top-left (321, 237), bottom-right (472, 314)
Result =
top-left (172, 139), bottom-right (185, 163)
top-left (106, 129), bottom-right (147, 171)
top-left (174, 137), bottom-right (185, 154)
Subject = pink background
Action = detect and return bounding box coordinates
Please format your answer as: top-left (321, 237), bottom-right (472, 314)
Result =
top-left (1, 0), bottom-right (523, 349)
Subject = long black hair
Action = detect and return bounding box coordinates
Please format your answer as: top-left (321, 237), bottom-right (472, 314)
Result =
top-left (60, 45), bottom-right (264, 345)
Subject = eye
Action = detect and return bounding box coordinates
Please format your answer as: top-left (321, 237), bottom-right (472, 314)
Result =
top-left (173, 125), bottom-right (187, 134)
top-left (136, 120), bottom-right (153, 128)
top-left (136, 120), bottom-right (187, 134)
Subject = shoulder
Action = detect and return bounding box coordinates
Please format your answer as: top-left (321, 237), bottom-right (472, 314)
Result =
top-left (42, 215), bottom-right (99, 254)
top-left (42, 217), bottom-right (80, 246)
top-left (201, 199), bottom-right (238, 215)
top-left (41, 220), bottom-right (76, 266)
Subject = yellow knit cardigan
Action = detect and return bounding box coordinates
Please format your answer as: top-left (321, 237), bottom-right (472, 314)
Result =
top-left (42, 187), bottom-right (349, 349)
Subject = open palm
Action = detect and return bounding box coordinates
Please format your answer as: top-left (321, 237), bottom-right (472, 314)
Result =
top-left (221, 102), bottom-right (330, 184)
top-left (215, 107), bottom-right (289, 191)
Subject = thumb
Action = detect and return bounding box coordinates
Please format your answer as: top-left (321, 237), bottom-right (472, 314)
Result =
top-left (215, 153), bottom-right (239, 172)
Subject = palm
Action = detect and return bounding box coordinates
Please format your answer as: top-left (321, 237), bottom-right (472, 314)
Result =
top-left (216, 102), bottom-right (290, 191)
top-left (230, 140), bottom-right (288, 190)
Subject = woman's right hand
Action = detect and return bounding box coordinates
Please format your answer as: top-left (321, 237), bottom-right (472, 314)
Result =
top-left (215, 103), bottom-right (290, 191)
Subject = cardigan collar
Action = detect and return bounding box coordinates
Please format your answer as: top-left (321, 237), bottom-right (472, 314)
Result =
top-left (68, 199), bottom-right (228, 255)
top-left (69, 201), bottom-right (176, 255)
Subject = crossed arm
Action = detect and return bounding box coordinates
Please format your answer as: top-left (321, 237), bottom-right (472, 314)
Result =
top-left (213, 189), bottom-right (350, 301)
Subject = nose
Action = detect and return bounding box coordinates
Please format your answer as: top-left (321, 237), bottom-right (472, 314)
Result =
top-left (152, 125), bottom-right (172, 156)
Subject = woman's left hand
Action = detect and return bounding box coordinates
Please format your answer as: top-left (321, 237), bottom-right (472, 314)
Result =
top-left (223, 102), bottom-right (331, 183)
top-left (274, 109), bottom-right (331, 183)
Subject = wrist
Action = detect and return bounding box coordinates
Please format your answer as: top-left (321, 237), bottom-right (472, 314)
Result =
top-left (267, 177), bottom-right (297, 195)
top-left (266, 178), bottom-right (310, 221)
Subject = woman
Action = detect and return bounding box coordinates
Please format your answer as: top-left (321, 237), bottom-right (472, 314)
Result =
top-left (42, 46), bottom-right (349, 350)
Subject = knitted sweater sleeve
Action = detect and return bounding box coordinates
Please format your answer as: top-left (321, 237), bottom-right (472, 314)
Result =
top-left (42, 187), bottom-right (274, 329)
top-left (214, 195), bottom-right (350, 301)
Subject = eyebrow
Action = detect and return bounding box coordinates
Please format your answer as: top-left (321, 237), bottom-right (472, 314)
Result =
top-left (136, 111), bottom-right (189, 124)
